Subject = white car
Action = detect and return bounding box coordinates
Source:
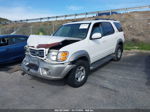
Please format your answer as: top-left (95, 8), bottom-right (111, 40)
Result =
top-left (22, 19), bottom-right (125, 87)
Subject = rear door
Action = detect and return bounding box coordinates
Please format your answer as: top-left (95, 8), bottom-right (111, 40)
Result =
top-left (100, 22), bottom-right (116, 56)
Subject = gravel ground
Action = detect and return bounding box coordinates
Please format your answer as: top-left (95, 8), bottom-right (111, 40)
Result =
top-left (0, 51), bottom-right (150, 109)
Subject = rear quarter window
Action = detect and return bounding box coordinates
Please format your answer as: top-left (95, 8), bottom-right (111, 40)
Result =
top-left (101, 22), bottom-right (114, 36)
top-left (114, 22), bottom-right (123, 32)
top-left (7, 36), bottom-right (27, 45)
top-left (13, 37), bottom-right (28, 44)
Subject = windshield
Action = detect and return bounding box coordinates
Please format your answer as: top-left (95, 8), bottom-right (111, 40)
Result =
top-left (53, 23), bottom-right (90, 39)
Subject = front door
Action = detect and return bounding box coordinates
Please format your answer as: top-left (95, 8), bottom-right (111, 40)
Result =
top-left (7, 36), bottom-right (27, 59)
top-left (88, 23), bottom-right (106, 63)
top-left (0, 38), bottom-right (10, 63)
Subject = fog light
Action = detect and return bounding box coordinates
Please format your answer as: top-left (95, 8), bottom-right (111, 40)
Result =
top-left (40, 68), bottom-right (48, 76)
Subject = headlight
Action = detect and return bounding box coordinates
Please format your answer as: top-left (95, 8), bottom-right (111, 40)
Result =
top-left (47, 50), bottom-right (58, 61)
top-left (47, 50), bottom-right (69, 62)
top-left (57, 51), bottom-right (69, 61)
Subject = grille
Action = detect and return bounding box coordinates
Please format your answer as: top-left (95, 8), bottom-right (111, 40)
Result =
top-left (29, 49), bottom-right (45, 58)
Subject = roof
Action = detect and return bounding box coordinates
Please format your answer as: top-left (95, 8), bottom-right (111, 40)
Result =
top-left (65, 19), bottom-right (119, 25)
top-left (0, 34), bottom-right (28, 39)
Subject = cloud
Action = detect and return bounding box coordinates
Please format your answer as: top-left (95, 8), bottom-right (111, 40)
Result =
top-left (0, 6), bottom-right (56, 20)
top-left (67, 5), bottom-right (84, 11)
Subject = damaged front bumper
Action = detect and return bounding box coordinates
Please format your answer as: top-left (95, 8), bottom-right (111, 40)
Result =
top-left (21, 55), bottom-right (75, 80)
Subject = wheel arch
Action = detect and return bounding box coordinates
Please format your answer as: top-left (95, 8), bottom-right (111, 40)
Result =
top-left (69, 50), bottom-right (91, 65)
top-left (116, 39), bottom-right (124, 51)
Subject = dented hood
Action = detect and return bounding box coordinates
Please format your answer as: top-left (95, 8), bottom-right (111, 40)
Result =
top-left (27, 35), bottom-right (66, 48)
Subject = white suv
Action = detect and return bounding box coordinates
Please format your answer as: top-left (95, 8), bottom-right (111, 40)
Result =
top-left (22, 19), bottom-right (125, 87)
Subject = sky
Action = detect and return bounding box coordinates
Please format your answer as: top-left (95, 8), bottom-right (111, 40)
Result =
top-left (0, 0), bottom-right (149, 20)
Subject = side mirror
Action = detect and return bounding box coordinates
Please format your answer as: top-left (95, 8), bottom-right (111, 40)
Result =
top-left (91, 33), bottom-right (102, 39)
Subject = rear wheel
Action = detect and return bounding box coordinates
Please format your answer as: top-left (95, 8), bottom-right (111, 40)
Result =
top-left (66, 60), bottom-right (89, 88)
top-left (113, 45), bottom-right (123, 61)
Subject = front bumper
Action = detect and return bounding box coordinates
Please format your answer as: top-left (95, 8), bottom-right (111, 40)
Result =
top-left (21, 55), bottom-right (74, 80)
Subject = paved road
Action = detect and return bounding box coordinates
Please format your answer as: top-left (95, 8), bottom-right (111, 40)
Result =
top-left (0, 51), bottom-right (150, 109)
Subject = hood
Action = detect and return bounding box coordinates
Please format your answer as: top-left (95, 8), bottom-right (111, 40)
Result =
top-left (27, 35), bottom-right (66, 48)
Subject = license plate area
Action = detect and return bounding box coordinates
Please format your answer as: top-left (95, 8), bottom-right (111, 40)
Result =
top-left (27, 63), bottom-right (39, 71)
top-left (29, 56), bottom-right (39, 65)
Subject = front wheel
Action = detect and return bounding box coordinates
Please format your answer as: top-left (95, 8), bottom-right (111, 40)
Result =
top-left (66, 60), bottom-right (89, 88)
top-left (113, 45), bottom-right (123, 61)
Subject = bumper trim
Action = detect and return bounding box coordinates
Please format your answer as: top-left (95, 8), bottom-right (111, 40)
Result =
top-left (21, 56), bottom-right (75, 80)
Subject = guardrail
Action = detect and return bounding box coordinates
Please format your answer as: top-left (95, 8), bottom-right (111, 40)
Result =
top-left (0, 5), bottom-right (150, 25)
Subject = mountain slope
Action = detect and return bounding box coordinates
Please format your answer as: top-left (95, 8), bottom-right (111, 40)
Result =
top-left (0, 17), bottom-right (9, 23)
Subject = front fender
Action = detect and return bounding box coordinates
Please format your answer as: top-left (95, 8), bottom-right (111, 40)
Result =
top-left (69, 50), bottom-right (90, 63)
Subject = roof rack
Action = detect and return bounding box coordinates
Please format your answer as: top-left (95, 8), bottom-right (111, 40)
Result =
top-left (94, 18), bottom-right (116, 21)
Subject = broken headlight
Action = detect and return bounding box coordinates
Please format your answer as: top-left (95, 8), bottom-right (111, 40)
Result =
top-left (47, 50), bottom-right (58, 61)
top-left (47, 50), bottom-right (69, 62)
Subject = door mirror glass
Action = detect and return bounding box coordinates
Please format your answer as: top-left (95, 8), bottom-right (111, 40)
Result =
top-left (91, 33), bottom-right (102, 39)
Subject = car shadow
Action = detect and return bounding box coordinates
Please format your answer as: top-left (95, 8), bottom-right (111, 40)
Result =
top-left (0, 60), bottom-right (22, 73)
top-left (90, 59), bottom-right (112, 74)
top-left (145, 54), bottom-right (150, 86)
top-left (28, 75), bottom-right (66, 86)
top-left (26, 60), bottom-right (113, 87)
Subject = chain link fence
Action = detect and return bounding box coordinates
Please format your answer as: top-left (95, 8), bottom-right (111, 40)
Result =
top-left (0, 11), bottom-right (150, 43)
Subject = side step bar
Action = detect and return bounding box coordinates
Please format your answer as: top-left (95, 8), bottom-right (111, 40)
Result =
top-left (90, 54), bottom-right (113, 70)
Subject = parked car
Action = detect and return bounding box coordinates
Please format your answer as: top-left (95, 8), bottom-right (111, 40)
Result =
top-left (22, 19), bottom-right (125, 87)
top-left (0, 35), bottom-right (28, 64)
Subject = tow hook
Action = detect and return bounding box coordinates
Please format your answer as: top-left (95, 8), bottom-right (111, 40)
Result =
top-left (21, 71), bottom-right (26, 76)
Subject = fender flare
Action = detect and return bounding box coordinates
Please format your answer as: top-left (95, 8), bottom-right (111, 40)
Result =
top-left (69, 50), bottom-right (90, 64)
top-left (115, 39), bottom-right (124, 51)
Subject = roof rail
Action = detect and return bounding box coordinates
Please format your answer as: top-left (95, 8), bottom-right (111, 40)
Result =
top-left (94, 18), bottom-right (116, 21)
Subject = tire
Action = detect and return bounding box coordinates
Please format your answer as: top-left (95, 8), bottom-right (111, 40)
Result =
top-left (66, 60), bottom-right (90, 88)
top-left (113, 45), bottom-right (123, 61)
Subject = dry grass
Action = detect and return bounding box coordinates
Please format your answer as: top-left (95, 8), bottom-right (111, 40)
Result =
top-left (0, 11), bottom-right (150, 43)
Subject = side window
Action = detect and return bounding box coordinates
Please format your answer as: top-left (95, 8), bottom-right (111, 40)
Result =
top-left (114, 22), bottom-right (123, 32)
top-left (101, 22), bottom-right (114, 36)
top-left (13, 37), bottom-right (27, 44)
top-left (8, 38), bottom-right (15, 45)
top-left (8, 37), bottom-right (27, 45)
top-left (91, 23), bottom-right (102, 35)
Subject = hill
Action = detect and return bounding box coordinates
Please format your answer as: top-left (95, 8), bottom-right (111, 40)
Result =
top-left (0, 17), bottom-right (9, 22)
top-left (0, 11), bottom-right (150, 43)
